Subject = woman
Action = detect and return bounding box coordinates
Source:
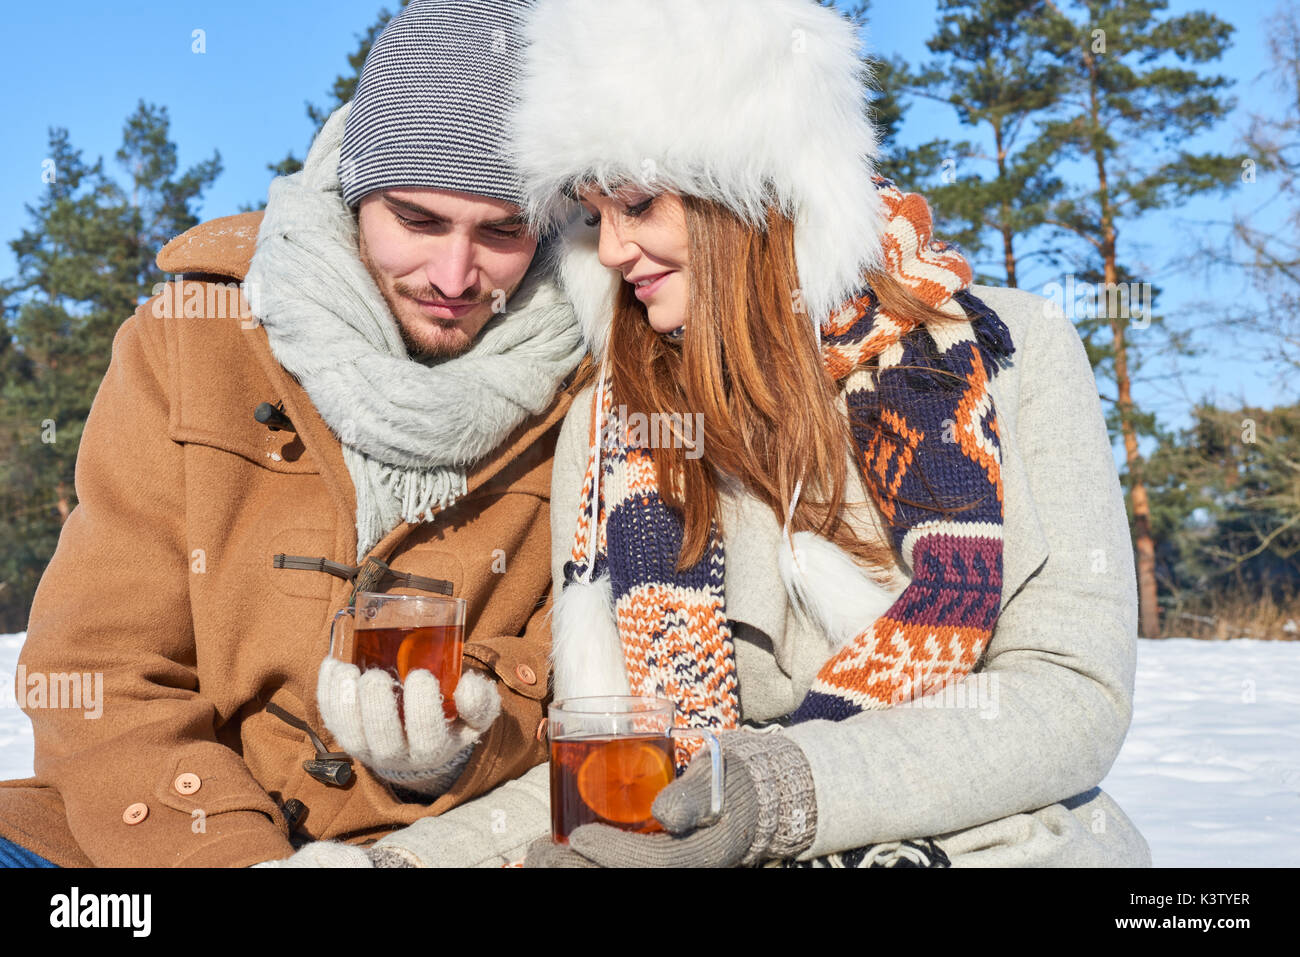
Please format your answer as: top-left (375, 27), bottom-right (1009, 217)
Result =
top-left (365, 0), bottom-right (1152, 868)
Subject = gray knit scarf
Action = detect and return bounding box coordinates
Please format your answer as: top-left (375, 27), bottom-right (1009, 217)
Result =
top-left (245, 104), bottom-right (584, 559)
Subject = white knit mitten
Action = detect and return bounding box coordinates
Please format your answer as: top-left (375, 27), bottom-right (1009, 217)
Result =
top-left (316, 658), bottom-right (501, 796)
top-left (252, 841), bottom-right (374, 868)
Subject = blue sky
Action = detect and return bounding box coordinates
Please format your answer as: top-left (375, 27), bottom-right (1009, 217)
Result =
top-left (1, 0), bottom-right (1291, 444)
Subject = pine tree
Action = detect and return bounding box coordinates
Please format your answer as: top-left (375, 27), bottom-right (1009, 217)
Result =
top-left (903, 0), bottom-right (1068, 286)
top-left (0, 132), bottom-right (126, 629)
top-left (1233, 2), bottom-right (1300, 369)
top-left (117, 100), bottom-right (221, 291)
top-left (1145, 400), bottom-right (1300, 634)
top-left (0, 110), bottom-right (219, 631)
top-left (1035, 0), bottom-right (1243, 638)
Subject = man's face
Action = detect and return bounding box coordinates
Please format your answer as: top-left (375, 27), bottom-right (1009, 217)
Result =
top-left (356, 188), bottom-right (539, 359)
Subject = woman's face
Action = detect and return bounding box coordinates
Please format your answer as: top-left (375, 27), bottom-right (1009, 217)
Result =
top-left (576, 185), bottom-right (689, 334)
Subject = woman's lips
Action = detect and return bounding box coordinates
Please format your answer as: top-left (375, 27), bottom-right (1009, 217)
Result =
top-left (632, 272), bottom-right (672, 301)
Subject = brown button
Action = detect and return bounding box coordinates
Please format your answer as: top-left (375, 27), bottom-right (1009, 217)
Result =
top-left (515, 664), bottom-right (537, 685)
top-left (123, 802), bottom-right (149, 825)
top-left (174, 773), bottom-right (201, 795)
top-left (535, 717), bottom-right (547, 742)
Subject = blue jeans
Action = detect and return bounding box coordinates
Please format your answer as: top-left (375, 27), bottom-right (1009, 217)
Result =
top-left (0, 835), bottom-right (58, 867)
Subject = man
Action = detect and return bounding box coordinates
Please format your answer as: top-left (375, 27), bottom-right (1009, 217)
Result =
top-left (0, 0), bottom-right (582, 867)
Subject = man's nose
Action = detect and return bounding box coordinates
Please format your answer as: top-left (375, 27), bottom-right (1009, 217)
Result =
top-left (424, 235), bottom-right (478, 299)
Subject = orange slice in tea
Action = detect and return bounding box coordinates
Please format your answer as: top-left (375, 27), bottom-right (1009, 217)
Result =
top-left (576, 739), bottom-right (675, 825)
top-left (395, 634), bottom-right (421, 682)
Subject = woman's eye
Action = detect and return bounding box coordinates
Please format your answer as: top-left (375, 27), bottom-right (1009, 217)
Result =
top-left (489, 227), bottom-right (524, 240)
top-left (581, 196), bottom-right (651, 228)
top-left (394, 212), bottom-right (430, 229)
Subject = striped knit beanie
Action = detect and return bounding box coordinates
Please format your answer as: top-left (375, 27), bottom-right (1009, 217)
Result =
top-left (339, 0), bottom-right (535, 208)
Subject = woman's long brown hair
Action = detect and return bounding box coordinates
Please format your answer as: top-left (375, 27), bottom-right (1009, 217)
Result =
top-left (605, 195), bottom-right (971, 575)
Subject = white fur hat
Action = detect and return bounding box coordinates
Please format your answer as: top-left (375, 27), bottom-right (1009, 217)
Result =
top-left (509, 0), bottom-right (889, 351)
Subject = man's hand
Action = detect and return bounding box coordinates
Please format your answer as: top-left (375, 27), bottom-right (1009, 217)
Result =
top-left (317, 658), bottom-right (500, 796)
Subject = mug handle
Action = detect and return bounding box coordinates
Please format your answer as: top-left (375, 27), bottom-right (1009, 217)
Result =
top-left (669, 728), bottom-right (724, 826)
top-left (328, 607), bottom-right (352, 660)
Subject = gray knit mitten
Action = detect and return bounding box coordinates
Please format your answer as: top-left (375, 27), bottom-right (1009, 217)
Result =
top-left (533, 729), bottom-right (817, 868)
top-left (521, 838), bottom-right (599, 868)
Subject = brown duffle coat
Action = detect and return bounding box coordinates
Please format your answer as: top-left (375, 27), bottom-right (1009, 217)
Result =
top-left (0, 211), bottom-right (575, 867)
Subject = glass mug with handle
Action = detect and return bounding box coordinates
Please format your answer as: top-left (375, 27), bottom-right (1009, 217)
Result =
top-left (548, 695), bottom-right (724, 844)
top-left (330, 591), bottom-right (467, 722)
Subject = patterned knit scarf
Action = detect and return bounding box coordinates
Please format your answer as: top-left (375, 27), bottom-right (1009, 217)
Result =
top-left (562, 178), bottom-right (1015, 737)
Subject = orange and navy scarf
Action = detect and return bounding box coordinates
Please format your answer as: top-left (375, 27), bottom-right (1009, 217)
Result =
top-left (562, 179), bottom-right (1015, 732)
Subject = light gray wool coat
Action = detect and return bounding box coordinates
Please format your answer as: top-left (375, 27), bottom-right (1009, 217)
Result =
top-left (371, 284), bottom-right (1153, 867)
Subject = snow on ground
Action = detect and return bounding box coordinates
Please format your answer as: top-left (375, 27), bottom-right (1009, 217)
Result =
top-left (1098, 637), bottom-right (1300, 867)
top-left (0, 632), bottom-right (33, 783)
top-left (0, 632), bottom-right (1296, 865)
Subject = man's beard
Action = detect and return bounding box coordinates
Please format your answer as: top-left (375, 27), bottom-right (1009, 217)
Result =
top-left (357, 232), bottom-right (484, 360)
top-left (393, 308), bottom-right (473, 360)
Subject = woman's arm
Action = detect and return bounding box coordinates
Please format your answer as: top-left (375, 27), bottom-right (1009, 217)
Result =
top-left (782, 288), bottom-right (1138, 860)
top-left (368, 762), bottom-right (552, 867)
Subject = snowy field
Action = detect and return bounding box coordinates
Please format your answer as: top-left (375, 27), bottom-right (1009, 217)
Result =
top-left (1, 631), bottom-right (1296, 866)
top-left (0, 632), bottom-right (32, 785)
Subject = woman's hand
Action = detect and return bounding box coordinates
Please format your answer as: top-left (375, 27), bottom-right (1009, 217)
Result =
top-left (524, 730), bottom-right (817, 868)
top-left (316, 658), bottom-right (500, 796)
